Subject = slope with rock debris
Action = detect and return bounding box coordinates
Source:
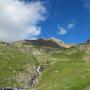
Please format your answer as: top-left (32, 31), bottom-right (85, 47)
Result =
top-left (0, 39), bottom-right (90, 90)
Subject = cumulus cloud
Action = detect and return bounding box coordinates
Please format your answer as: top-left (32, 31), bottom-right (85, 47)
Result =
top-left (0, 0), bottom-right (47, 42)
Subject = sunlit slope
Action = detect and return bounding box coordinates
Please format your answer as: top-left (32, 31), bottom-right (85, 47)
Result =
top-left (0, 44), bottom-right (37, 87)
top-left (37, 45), bottom-right (90, 90)
top-left (0, 39), bottom-right (90, 90)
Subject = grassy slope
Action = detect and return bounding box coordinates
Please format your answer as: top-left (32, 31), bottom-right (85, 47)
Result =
top-left (0, 44), bottom-right (37, 87)
top-left (37, 47), bottom-right (90, 90)
top-left (0, 42), bottom-right (90, 90)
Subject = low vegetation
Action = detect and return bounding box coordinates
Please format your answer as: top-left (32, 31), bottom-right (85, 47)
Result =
top-left (0, 39), bottom-right (90, 90)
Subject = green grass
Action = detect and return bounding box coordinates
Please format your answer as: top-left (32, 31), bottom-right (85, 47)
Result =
top-left (0, 42), bottom-right (90, 90)
top-left (0, 45), bottom-right (36, 87)
top-left (38, 62), bottom-right (90, 90)
top-left (37, 48), bottom-right (90, 90)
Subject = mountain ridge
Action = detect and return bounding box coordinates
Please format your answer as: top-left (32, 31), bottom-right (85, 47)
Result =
top-left (13, 37), bottom-right (74, 49)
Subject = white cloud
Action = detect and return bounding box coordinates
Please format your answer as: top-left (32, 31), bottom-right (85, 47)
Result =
top-left (68, 23), bottom-right (74, 29)
top-left (84, 0), bottom-right (90, 9)
top-left (58, 26), bottom-right (67, 35)
top-left (0, 0), bottom-right (47, 42)
top-left (58, 23), bottom-right (75, 35)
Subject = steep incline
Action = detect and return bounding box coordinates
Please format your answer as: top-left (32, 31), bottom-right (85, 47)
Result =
top-left (0, 43), bottom-right (37, 87)
top-left (37, 41), bottom-right (90, 90)
top-left (0, 39), bottom-right (90, 90)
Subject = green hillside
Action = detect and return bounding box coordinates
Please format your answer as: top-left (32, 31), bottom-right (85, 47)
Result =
top-left (0, 43), bottom-right (37, 87)
top-left (0, 39), bottom-right (90, 90)
top-left (37, 46), bottom-right (90, 90)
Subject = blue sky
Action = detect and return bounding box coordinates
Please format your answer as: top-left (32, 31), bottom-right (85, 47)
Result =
top-left (26, 0), bottom-right (90, 44)
top-left (0, 0), bottom-right (90, 43)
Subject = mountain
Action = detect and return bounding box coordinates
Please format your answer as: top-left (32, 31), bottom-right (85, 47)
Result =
top-left (48, 37), bottom-right (74, 48)
top-left (0, 39), bottom-right (90, 90)
top-left (14, 37), bottom-right (74, 48)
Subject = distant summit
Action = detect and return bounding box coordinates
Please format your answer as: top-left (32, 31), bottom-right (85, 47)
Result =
top-left (14, 37), bottom-right (74, 49)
